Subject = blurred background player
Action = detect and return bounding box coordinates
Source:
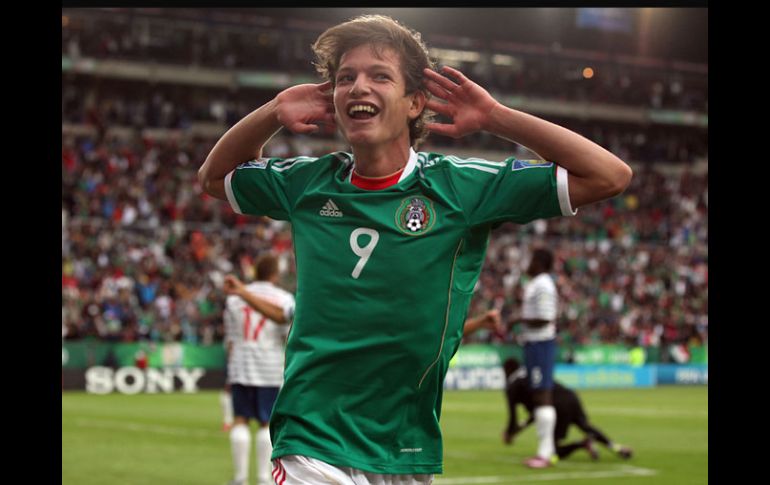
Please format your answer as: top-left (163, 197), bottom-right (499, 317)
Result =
top-left (502, 357), bottom-right (633, 461)
top-left (222, 270), bottom-right (296, 434)
top-left (512, 247), bottom-right (559, 468)
top-left (222, 254), bottom-right (295, 485)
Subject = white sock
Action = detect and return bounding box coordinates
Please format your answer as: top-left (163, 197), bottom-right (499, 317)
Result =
top-left (230, 424), bottom-right (250, 482)
top-left (256, 427), bottom-right (273, 485)
top-left (535, 405), bottom-right (556, 460)
top-left (220, 391), bottom-right (233, 426)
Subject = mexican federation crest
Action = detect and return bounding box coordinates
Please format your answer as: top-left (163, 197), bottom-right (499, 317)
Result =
top-left (396, 196), bottom-right (436, 236)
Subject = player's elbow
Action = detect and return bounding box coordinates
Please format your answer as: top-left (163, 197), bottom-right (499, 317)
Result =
top-left (593, 157), bottom-right (633, 200)
top-left (570, 159), bottom-right (633, 208)
top-left (198, 163), bottom-right (227, 200)
top-left (606, 161), bottom-right (633, 197)
top-left (198, 164), bottom-right (213, 194)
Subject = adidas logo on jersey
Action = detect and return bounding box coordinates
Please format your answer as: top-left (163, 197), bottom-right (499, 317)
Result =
top-left (319, 199), bottom-right (343, 217)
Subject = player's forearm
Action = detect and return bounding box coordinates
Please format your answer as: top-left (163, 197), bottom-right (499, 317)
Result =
top-left (483, 103), bottom-right (631, 196)
top-left (198, 98), bottom-right (283, 199)
top-left (236, 290), bottom-right (288, 324)
top-left (462, 315), bottom-right (484, 336)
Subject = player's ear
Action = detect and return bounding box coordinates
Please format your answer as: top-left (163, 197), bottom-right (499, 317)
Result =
top-left (408, 90), bottom-right (427, 120)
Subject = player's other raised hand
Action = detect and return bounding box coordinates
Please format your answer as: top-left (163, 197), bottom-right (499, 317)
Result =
top-left (223, 274), bottom-right (246, 296)
top-left (423, 66), bottom-right (498, 139)
top-left (275, 81), bottom-right (337, 135)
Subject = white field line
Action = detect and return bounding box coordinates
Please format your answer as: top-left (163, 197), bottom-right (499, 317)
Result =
top-left (589, 407), bottom-right (708, 418)
top-left (445, 450), bottom-right (531, 465)
top-left (434, 465), bottom-right (657, 484)
top-left (441, 402), bottom-right (707, 419)
top-left (70, 418), bottom-right (221, 438)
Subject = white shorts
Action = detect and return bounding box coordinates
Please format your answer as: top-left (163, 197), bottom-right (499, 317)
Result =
top-left (272, 455), bottom-right (434, 485)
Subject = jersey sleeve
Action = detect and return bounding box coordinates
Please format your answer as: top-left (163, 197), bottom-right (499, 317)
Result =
top-left (223, 298), bottom-right (238, 346)
top-left (282, 297), bottom-right (296, 323)
top-left (274, 291), bottom-right (295, 341)
top-left (440, 155), bottom-right (577, 227)
top-left (224, 155), bottom-right (321, 221)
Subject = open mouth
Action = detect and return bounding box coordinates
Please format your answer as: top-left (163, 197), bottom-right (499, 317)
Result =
top-left (347, 103), bottom-right (380, 120)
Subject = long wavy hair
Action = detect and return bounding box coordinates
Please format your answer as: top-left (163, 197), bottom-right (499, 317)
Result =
top-left (312, 15), bottom-right (436, 148)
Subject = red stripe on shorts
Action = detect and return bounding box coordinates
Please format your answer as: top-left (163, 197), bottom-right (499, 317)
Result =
top-left (278, 458), bottom-right (287, 485)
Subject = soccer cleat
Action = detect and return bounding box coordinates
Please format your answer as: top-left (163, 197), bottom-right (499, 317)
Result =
top-left (523, 456), bottom-right (556, 469)
top-left (550, 455), bottom-right (559, 465)
top-left (583, 438), bottom-right (599, 460)
top-left (616, 445), bottom-right (633, 459)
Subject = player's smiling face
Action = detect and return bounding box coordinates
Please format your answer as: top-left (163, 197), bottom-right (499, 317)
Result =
top-left (333, 44), bottom-right (424, 149)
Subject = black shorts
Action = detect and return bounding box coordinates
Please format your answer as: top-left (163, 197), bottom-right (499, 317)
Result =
top-left (231, 383), bottom-right (280, 423)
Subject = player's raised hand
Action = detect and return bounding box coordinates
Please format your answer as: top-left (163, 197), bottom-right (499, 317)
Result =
top-left (482, 309), bottom-right (504, 333)
top-left (275, 81), bottom-right (336, 135)
top-left (223, 274), bottom-right (246, 296)
top-left (423, 66), bottom-right (499, 138)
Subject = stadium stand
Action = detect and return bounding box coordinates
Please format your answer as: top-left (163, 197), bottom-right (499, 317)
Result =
top-left (61, 8), bottom-right (707, 362)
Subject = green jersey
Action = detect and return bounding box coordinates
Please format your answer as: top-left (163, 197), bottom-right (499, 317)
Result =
top-left (225, 149), bottom-right (575, 474)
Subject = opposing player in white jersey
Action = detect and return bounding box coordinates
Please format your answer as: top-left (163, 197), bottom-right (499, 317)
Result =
top-left (222, 254), bottom-right (294, 485)
top-left (516, 247), bottom-right (560, 468)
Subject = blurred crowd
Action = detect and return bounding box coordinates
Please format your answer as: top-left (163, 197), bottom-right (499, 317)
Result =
top-left (61, 77), bottom-right (707, 165)
top-left (61, 134), bottom-right (707, 358)
top-left (61, 8), bottom-right (707, 359)
top-left (62, 9), bottom-right (707, 113)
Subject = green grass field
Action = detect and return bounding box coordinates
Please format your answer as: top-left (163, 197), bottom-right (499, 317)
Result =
top-left (62, 386), bottom-right (707, 485)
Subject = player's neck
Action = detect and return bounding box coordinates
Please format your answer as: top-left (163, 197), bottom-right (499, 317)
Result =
top-left (351, 142), bottom-right (411, 178)
top-left (353, 166), bottom-right (404, 180)
top-left (351, 166), bottom-right (404, 190)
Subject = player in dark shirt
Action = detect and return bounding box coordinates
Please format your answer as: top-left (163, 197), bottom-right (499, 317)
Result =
top-left (502, 357), bottom-right (633, 461)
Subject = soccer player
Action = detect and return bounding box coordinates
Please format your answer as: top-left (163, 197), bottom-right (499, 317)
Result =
top-left (222, 254), bottom-right (295, 485)
top-left (199, 14), bottom-right (632, 484)
top-left (501, 358), bottom-right (633, 462)
top-left (512, 247), bottom-right (560, 468)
